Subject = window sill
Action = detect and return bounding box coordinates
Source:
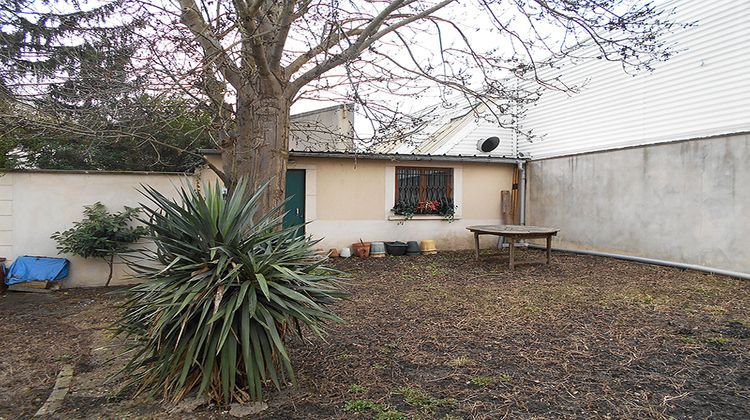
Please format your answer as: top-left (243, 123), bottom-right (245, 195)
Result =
top-left (388, 215), bottom-right (462, 221)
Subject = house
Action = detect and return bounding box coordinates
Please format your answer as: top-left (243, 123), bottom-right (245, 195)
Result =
top-left (199, 99), bottom-right (523, 253)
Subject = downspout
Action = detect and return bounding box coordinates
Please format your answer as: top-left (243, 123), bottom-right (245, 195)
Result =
top-left (527, 244), bottom-right (750, 280)
top-left (517, 161), bottom-right (526, 225)
top-left (499, 160), bottom-right (527, 249)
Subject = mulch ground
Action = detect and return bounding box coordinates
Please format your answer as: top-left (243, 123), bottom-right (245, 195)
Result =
top-left (1, 249), bottom-right (749, 419)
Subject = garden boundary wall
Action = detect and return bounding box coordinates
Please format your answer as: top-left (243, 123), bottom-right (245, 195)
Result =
top-left (526, 133), bottom-right (750, 276)
top-left (0, 170), bottom-right (197, 287)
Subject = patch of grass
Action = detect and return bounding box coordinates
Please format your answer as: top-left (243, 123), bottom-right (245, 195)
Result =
top-left (344, 399), bottom-right (385, 412)
top-left (381, 342), bottom-right (400, 353)
top-left (727, 319), bottom-right (748, 327)
top-left (705, 336), bottom-right (731, 346)
top-left (376, 409), bottom-right (408, 420)
top-left (423, 263), bottom-right (447, 277)
top-left (338, 353), bottom-right (353, 360)
top-left (521, 304), bottom-right (542, 313)
top-left (446, 356), bottom-right (475, 367)
top-left (679, 336), bottom-right (697, 345)
top-left (702, 305), bottom-right (729, 314)
top-left (395, 386), bottom-right (457, 410)
top-left (401, 274), bottom-right (417, 282)
top-left (349, 384), bottom-right (366, 394)
top-left (372, 363), bottom-right (386, 370)
top-left (105, 393), bottom-right (124, 403)
top-left (344, 399), bottom-right (406, 420)
top-left (470, 374), bottom-right (512, 386)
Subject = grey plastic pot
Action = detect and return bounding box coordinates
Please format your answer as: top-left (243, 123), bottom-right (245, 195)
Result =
top-left (385, 241), bottom-right (407, 256)
top-left (406, 241), bottom-right (420, 256)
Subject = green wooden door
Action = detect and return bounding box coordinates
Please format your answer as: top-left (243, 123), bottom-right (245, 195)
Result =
top-left (284, 170), bottom-right (305, 237)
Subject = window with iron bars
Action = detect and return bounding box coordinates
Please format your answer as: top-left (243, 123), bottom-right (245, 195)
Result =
top-left (392, 166), bottom-right (455, 217)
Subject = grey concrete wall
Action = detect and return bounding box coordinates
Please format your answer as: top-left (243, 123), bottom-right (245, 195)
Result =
top-left (527, 133), bottom-right (750, 275)
top-left (290, 104), bottom-right (354, 152)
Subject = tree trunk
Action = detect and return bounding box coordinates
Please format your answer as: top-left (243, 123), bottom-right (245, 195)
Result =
top-left (223, 89), bottom-right (290, 217)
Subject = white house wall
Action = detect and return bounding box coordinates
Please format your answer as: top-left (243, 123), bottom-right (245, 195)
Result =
top-left (517, 0), bottom-right (750, 159)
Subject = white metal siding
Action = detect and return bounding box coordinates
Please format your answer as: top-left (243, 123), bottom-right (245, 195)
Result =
top-left (517, 0), bottom-right (750, 159)
top-left (442, 117), bottom-right (516, 158)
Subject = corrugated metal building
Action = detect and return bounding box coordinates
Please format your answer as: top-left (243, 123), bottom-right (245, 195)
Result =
top-left (384, 0), bottom-right (750, 160)
top-left (518, 0), bottom-right (750, 159)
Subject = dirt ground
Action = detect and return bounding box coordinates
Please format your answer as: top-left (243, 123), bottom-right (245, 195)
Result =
top-left (1, 249), bottom-right (749, 419)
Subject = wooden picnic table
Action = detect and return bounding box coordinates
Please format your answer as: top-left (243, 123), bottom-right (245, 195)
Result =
top-left (467, 225), bottom-right (559, 269)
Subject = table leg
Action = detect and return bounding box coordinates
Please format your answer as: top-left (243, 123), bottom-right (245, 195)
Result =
top-left (474, 233), bottom-right (480, 260)
top-left (509, 238), bottom-right (515, 270)
top-left (546, 235), bottom-right (552, 264)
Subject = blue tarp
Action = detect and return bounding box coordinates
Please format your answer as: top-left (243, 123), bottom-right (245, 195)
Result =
top-left (4, 256), bottom-right (70, 286)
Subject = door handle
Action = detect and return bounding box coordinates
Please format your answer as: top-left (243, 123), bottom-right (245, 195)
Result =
top-left (296, 208), bottom-right (301, 217)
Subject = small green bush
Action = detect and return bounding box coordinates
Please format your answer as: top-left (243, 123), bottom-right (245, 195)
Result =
top-left (51, 202), bottom-right (145, 286)
top-left (114, 180), bottom-right (345, 404)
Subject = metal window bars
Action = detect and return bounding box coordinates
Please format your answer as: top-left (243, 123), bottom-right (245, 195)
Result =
top-left (394, 167), bottom-right (454, 214)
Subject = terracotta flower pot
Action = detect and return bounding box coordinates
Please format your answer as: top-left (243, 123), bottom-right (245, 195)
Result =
top-left (352, 242), bottom-right (371, 257)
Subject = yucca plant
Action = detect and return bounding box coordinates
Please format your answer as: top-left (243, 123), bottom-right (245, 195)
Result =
top-left (113, 179), bottom-right (346, 405)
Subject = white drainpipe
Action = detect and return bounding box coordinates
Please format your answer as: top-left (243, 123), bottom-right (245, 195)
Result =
top-left (499, 160), bottom-right (527, 249)
top-left (517, 161), bottom-right (526, 225)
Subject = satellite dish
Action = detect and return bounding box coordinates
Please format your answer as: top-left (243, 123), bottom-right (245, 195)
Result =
top-left (477, 136), bottom-right (500, 152)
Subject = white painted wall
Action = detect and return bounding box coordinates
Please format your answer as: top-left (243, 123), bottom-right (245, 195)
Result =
top-left (517, 0), bottom-right (750, 159)
top-left (0, 171), bottom-right (196, 288)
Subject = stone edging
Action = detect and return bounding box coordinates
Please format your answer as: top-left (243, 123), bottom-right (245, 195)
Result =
top-left (35, 365), bottom-right (74, 417)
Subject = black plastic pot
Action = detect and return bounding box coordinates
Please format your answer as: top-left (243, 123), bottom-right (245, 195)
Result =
top-left (385, 241), bottom-right (407, 256)
top-left (406, 241), bottom-right (421, 256)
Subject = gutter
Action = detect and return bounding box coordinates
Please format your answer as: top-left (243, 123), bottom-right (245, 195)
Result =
top-left (288, 151), bottom-right (523, 164)
top-left (198, 148), bottom-right (525, 164)
top-left (527, 244), bottom-right (750, 280)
